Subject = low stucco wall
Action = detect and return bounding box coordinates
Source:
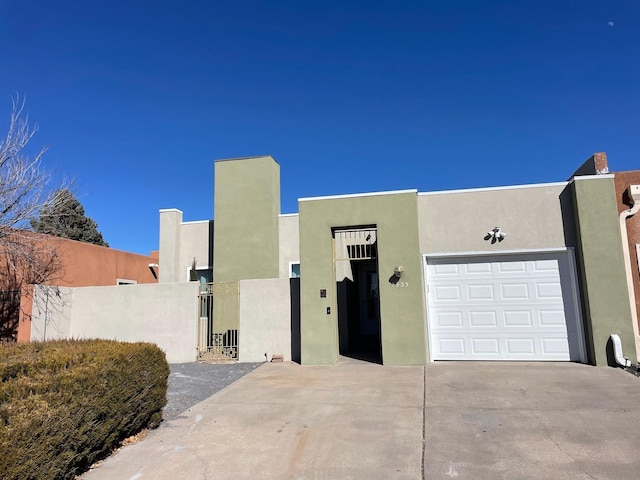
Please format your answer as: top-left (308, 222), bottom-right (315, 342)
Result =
top-left (179, 221), bottom-right (213, 281)
top-left (239, 278), bottom-right (291, 362)
top-left (30, 282), bottom-right (200, 363)
top-left (30, 286), bottom-right (74, 342)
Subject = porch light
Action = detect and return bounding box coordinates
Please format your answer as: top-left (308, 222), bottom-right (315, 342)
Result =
top-left (485, 227), bottom-right (506, 243)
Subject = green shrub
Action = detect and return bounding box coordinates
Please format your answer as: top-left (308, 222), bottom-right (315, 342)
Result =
top-left (0, 339), bottom-right (169, 480)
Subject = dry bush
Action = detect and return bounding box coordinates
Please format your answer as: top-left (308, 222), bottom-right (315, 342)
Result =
top-left (0, 339), bottom-right (169, 480)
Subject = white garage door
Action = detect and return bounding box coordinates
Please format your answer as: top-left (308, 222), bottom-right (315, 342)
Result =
top-left (426, 253), bottom-right (584, 361)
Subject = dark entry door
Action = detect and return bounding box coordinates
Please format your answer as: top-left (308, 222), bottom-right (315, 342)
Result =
top-left (337, 260), bottom-right (382, 363)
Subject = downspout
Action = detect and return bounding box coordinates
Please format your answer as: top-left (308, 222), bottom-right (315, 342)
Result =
top-left (619, 185), bottom-right (640, 362)
top-left (610, 334), bottom-right (631, 367)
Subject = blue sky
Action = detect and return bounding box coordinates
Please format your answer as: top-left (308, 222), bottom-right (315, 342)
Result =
top-left (0, 0), bottom-right (638, 255)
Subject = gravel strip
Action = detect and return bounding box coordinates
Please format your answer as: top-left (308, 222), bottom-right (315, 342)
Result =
top-left (163, 362), bottom-right (262, 422)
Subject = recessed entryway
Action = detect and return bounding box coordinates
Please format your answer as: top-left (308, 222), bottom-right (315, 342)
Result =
top-left (334, 227), bottom-right (382, 364)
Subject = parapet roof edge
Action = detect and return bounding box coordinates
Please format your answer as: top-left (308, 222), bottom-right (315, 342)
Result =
top-left (181, 220), bottom-right (211, 225)
top-left (279, 213), bottom-right (299, 217)
top-left (214, 155), bottom-right (279, 165)
top-left (570, 174), bottom-right (615, 182)
top-left (418, 181), bottom-right (569, 196)
top-left (299, 189), bottom-right (418, 202)
top-left (159, 208), bottom-right (183, 214)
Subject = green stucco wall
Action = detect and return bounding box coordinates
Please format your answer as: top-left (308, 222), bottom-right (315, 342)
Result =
top-left (572, 176), bottom-right (637, 365)
top-left (298, 191), bottom-right (426, 366)
top-left (213, 156), bottom-right (280, 282)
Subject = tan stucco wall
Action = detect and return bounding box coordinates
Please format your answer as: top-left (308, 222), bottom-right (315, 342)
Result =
top-left (239, 278), bottom-right (292, 362)
top-left (159, 209), bottom-right (183, 282)
top-left (30, 282), bottom-right (200, 363)
top-left (30, 286), bottom-right (73, 342)
top-left (179, 221), bottom-right (212, 281)
top-left (279, 214), bottom-right (300, 279)
top-left (418, 183), bottom-right (575, 253)
top-left (572, 176), bottom-right (637, 365)
top-left (299, 191), bottom-right (426, 366)
top-left (213, 156), bottom-right (280, 282)
top-left (158, 213), bottom-right (213, 283)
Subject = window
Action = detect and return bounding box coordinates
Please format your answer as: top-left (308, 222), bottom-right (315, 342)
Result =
top-left (290, 263), bottom-right (301, 278)
top-left (189, 268), bottom-right (213, 283)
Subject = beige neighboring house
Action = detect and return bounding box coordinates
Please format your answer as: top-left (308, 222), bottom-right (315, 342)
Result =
top-left (156, 152), bottom-right (640, 367)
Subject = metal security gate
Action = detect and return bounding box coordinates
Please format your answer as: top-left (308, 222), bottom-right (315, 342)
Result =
top-left (197, 282), bottom-right (239, 362)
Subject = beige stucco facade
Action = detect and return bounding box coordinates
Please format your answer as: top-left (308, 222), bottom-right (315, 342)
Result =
top-left (418, 182), bottom-right (575, 253)
top-left (152, 154), bottom-right (639, 367)
top-left (158, 211), bottom-right (213, 283)
top-left (278, 214), bottom-right (300, 279)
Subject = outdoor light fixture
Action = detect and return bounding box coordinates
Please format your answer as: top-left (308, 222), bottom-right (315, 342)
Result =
top-left (394, 265), bottom-right (404, 278)
top-left (485, 226), bottom-right (506, 244)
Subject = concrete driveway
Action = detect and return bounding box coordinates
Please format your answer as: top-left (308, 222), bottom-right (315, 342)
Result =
top-left (81, 362), bottom-right (640, 480)
top-left (425, 362), bottom-right (640, 479)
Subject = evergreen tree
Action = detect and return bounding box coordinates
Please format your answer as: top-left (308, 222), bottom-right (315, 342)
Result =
top-left (30, 189), bottom-right (109, 247)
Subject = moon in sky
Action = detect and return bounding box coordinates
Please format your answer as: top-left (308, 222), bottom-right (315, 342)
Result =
top-left (608, 21), bottom-right (614, 27)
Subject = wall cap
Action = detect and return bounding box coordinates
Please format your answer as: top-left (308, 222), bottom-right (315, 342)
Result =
top-left (299, 189), bottom-right (418, 202)
top-left (571, 174), bottom-right (615, 182)
top-left (418, 181), bottom-right (568, 196)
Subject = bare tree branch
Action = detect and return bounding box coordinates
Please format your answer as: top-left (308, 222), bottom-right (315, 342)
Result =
top-left (0, 95), bottom-right (66, 341)
top-left (0, 95), bottom-right (65, 233)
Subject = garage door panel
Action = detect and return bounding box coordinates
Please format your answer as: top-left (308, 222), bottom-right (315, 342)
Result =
top-left (533, 259), bottom-right (559, 271)
top-left (501, 283), bottom-right (529, 300)
top-left (505, 337), bottom-right (535, 355)
top-left (433, 285), bottom-right (461, 301)
top-left (536, 282), bottom-right (563, 299)
top-left (434, 311), bottom-right (464, 327)
top-left (427, 253), bottom-right (581, 361)
top-left (430, 305), bottom-right (568, 331)
top-left (431, 279), bottom-right (564, 304)
top-left (539, 310), bottom-right (566, 326)
top-left (433, 333), bottom-right (571, 360)
top-left (437, 338), bottom-right (466, 355)
top-left (466, 262), bottom-right (493, 274)
top-left (469, 311), bottom-right (497, 327)
top-left (503, 310), bottom-right (532, 327)
top-left (467, 284), bottom-right (495, 300)
top-left (542, 338), bottom-right (570, 355)
top-left (471, 338), bottom-right (500, 355)
top-left (498, 261), bottom-right (527, 273)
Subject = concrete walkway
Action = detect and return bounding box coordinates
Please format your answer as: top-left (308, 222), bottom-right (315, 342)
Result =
top-left (82, 362), bottom-right (640, 480)
top-left (82, 363), bottom-right (425, 480)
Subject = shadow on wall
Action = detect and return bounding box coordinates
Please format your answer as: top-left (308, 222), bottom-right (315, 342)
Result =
top-left (0, 290), bottom-right (20, 342)
top-left (290, 278), bottom-right (301, 364)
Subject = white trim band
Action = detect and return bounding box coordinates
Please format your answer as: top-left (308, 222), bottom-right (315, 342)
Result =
top-left (299, 189), bottom-right (417, 202)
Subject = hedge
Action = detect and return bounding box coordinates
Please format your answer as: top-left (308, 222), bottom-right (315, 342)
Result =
top-left (0, 339), bottom-right (169, 480)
